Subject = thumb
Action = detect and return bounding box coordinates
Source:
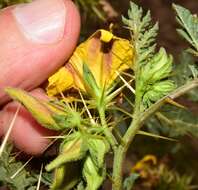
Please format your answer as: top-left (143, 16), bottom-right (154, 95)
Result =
top-left (0, 0), bottom-right (80, 105)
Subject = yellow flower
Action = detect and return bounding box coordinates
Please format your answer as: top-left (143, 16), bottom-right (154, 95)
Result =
top-left (47, 29), bottom-right (133, 96)
top-left (131, 155), bottom-right (157, 178)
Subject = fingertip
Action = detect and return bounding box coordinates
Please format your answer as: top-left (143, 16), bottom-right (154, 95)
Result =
top-left (0, 0), bottom-right (81, 105)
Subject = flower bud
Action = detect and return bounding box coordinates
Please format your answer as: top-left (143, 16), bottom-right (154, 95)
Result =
top-left (5, 87), bottom-right (63, 130)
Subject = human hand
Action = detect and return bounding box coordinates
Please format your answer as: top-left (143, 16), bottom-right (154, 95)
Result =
top-left (0, 0), bottom-right (80, 155)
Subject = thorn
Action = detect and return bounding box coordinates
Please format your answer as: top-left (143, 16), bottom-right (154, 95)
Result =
top-left (165, 97), bottom-right (186, 109)
top-left (115, 71), bottom-right (135, 94)
top-left (36, 164), bottom-right (43, 190)
top-left (137, 130), bottom-right (177, 141)
top-left (41, 136), bottom-right (65, 139)
top-left (0, 105), bottom-right (21, 157)
top-left (79, 90), bottom-right (95, 125)
top-left (10, 156), bottom-right (33, 179)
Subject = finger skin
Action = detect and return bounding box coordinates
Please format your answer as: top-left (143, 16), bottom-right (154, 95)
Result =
top-left (0, 0), bottom-right (80, 155)
top-left (0, 0), bottom-right (80, 105)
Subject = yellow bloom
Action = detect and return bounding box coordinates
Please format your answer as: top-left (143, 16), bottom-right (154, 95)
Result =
top-left (131, 155), bottom-right (157, 178)
top-left (47, 29), bottom-right (133, 96)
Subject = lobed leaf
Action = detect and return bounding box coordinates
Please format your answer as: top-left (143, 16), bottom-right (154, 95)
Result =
top-left (173, 4), bottom-right (198, 56)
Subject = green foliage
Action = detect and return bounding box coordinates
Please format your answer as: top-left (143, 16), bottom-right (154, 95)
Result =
top-left (146, 107), bottom-right (198, 138)
top-left (123, 173), bottom-right (139, 190)
top-left (74, 0), bottom-right (105, 21)
top-left (122, 2), bottom-right (175, 109)
top-left (140, 48), bottom-right (173, 83)
top-left (0, 0), bottom-right (29, 8)
top-left (174, 52), bottom-right (197, 86)
top-left (173, 4), bottom-right (198, 57)
top-left (82, 156), bottom-right (106, 190)
top-left (0, 144), bottom-right (37, 190)
top-left (122, 2), bottom-right (158, 67)
top-left (50, 162), bottom-right (81, 190)
top-left (140, 48), bottom-right (175, 107)
top-left (87, 138), bottom-right (109, 169)
top-left (156, 166), bottom-right (195, 190)
top-left (46, 132), bottom-right (87, 171)
top-left (144, 4), bottom-right (198, 139)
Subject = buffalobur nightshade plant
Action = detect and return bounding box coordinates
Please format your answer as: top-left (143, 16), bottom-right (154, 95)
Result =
top-left (2, 2), bottom-right (198, 190)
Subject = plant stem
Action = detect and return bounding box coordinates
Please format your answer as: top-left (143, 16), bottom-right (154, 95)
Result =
top-left (98, 107), bottom-right (118, 152)
top-left (112, 92), bottom-right (142, 190)
top-left (112, 78), bottom-right (198, 190)
top-left (112, 43), bottom-right (143, 189)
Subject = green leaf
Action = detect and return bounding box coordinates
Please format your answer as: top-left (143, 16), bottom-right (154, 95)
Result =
top-left (82, 156), bottom-right (106, 190)
top-left (143, 80), bottom-right (175, 107)
top-left (0, 144), bottom-right (37, 190)
top-left (123, 173), bottom-right (139, 190)
top-left (88, 138), bottom-right (110, 169)
top-left (46, 133), bottom-right (88, 171)
top-left (146, 107), bottom-right (198, 138)
top-left (173, 4), bottom-right (198, 55)
top-left (173, 52), bottom-right (196, 86)
top-left (141, 48), bottom-right (173, 84)
top-left (122, 2), bottom-right (158, 66)
top-left (51, 162), bottom-right (81, 190)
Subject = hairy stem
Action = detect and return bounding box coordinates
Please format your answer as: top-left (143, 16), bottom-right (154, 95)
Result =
top-left (112, 78), bottom-right (198, 190)
top-left (112, 89), bottom-right (142, 190)
top-left (112, 42), bottom-right (143, 189)
top-left (98, 107), bottom-right (118, 152)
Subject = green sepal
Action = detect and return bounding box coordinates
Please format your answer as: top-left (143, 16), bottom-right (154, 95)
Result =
top-left (82, 156), bottom-right (106, 190)
top-left (52, 110), bottom-right (81, 129)
top-left (46, 133), bottom-right (88, 171)
top-left (5, 87), bottom-right (63, 130)
top-left (83, 62), bottom-right (101, 98)
top-left (88, 138), bottom-right (110, 169)
top-left (51, 162), bottom-right (81, 190)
